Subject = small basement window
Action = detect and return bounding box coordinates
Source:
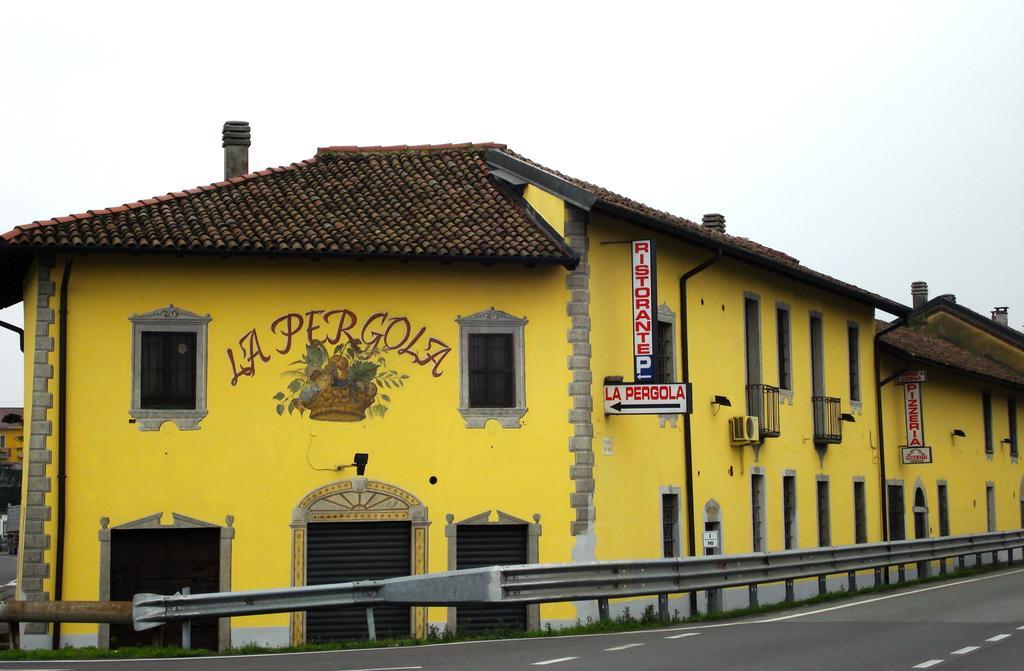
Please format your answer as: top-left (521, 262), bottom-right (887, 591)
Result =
top-left (130, 305), bottom-right (211, 431)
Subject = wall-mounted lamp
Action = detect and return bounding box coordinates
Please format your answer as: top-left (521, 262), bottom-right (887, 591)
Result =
top-left (337, 452), bottom-right (370, 475)
top-left (712, 395), bottom-right (732, 407)
top-left (840, 413), bottom-right (856, 423)
top-left (951, 429), bottom-right (966, 438)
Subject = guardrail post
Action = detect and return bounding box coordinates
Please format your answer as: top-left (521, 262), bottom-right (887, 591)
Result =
top-left (974, 552), bottom-right (982, 567)
top-left (873, 568), bottom-right (882, 588)
top-left (817, 575), bottom-right (826, 596)
top-left (898, 564), bottom-right (906, 583)
top-left (992, 550), bottom-right (999, 568)
top-left (784, 579), bottom-right (794, 602)
top-left (847, 571), bottom-right (856, 593)
top-left (707, 588), bottom-right (720, 614)
top-left (181, 587), bottom-right (191, 651)
top-left (939, 558), bottom-right (947, 575)
top-left (958, 555), bottom-right (965, 571)
top-left (597, 598), bottom-right (610, 623)
top-left (917, 560), bottom-right (928, 580)
top-left (748, 584), bottom-right (758, 608)
top-left (657, 594), bottom-right (669, 622)
top-left (366, 607), bottom-right (376, 641)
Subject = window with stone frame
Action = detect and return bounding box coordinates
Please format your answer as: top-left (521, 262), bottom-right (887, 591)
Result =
top-left (130, 305), bottom-right (211, 431)
top-left (456, 308), bottom-right (527, 428)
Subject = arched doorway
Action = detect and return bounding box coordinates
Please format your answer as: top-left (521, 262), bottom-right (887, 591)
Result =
top-left (289, 477), bottom-right (429, 644)
top-left (913, 486), bottom-right (928, 539)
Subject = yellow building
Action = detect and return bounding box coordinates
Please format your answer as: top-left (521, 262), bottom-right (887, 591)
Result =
top-left (879, 288), bottom-right (1023, 541)
top-left (0, 124), bottom-right (1019, 650)
top-left (0, 408), bottom-right (23, 465)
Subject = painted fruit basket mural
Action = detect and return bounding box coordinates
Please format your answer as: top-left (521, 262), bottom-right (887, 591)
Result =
top-left (274, 340), bottom-right (408, 422)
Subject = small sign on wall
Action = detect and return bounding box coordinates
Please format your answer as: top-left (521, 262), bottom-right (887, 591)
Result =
top-left (897, 370), bottom-right (927, 384)
top-left (702, 530), bottom-right (720, 549)
top-left (901, 446), bottom-right (933, 464)
top-left (603, 382), bottom-right (692, 415)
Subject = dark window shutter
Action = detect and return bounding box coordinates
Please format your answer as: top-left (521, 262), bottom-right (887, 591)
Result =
top-left (468, 333), bottom-right (515, 408)
top-left (141, 332), bottom-right (197, 409)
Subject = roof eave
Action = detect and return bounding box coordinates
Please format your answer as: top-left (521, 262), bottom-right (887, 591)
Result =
top-left (0, 246), bottom-right (577, 310)
top-left (484, 149), bottom-right (909, 317)
top-left (593, 201), bottom-right (911, 317)
top-left (879, 341), bottom-right (1024, 392)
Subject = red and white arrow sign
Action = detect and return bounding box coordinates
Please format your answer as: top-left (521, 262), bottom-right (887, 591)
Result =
top-left (603, 383), bottom-right (692, 415)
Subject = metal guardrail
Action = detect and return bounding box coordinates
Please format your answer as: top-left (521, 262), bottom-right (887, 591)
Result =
top-left (132, 529), bottom-right (1024, 633)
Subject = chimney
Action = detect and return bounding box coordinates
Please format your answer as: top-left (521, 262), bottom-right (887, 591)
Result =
top-left (702, 213), bottom-right (726, 233)
top-left (911, 281), bottom-right (929, 309)
top-left (992, 307), bottom-right (1009, 327)
top-left (222, 120), bottom-right (251, 179)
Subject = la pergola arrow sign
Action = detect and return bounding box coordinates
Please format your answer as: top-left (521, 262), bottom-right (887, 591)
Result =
top-left (604, 383), bottom-right (693, 415)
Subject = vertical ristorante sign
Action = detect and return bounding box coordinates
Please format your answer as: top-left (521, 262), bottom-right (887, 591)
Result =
top-left (631, 240), bottom-right (658, 382)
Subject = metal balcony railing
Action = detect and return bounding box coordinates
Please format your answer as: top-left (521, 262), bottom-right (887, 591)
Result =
top-left (746, 384), bottom-right (781, 439)
top-left (812, 395), bottom-right (842, 444)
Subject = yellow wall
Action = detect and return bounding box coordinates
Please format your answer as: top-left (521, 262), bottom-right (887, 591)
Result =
top-left (881, 354), bottom-right (1023, 535)
top-left (54, 254), bottom-right (575, 637)
top-left (587, 211), bottom-right (883, 561)
top-left (23, 189), bottom-right (1022, 646)
top-left (0, 427), bottom-right (23, 464)
top-left (923, 311), bottom-right (1024, 372)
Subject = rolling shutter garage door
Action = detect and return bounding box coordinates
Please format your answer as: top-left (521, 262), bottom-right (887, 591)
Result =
top-left (456, 524), bottom-right (528, 633)
top-left (306, 521), bottom-right (411, 642)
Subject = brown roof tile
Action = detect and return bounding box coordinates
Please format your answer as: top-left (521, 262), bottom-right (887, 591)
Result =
top-left (0, 145), bottom-right (575, 269)
top-left (500, 149), bottom-right (906, 315)
top-left (879, 322), bottom-right (1024, 389)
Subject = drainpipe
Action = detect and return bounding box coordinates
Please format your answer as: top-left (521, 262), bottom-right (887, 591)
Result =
top-left (679, 249), bottom-right (721, 559)
top-left (53, 255), bottom-right (72, 648)
top-left (874, 315), bottom-right (910, 543)
top-left (0, 321), bottom-right (24, 352)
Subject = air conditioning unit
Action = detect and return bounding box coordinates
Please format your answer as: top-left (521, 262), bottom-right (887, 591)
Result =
top-left (730, 416), bottom-right (759, 444)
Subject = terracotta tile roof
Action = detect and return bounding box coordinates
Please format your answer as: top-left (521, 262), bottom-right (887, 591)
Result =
top-left (878, 322), bottom-right (1024, 389)
top-left (500, 149), bottom-right (907, 316)
top-left (0, 143), bottom-right (576, 264)
top-left (0, 142), bottom-right (907, 315)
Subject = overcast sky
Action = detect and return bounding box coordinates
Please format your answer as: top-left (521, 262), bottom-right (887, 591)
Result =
top-left (1, 1), bottom-right (1021, 406)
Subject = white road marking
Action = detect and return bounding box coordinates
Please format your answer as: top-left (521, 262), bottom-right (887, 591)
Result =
top-left (665, 632), bottom-right (701, 639)
top-left (759, 567), bottom-right (1024, 623)
top-left (912, 660), bottom-right (943, 669)
top-left (951, 646), bottom-right (979, 655)
top-left (1018, 625), bottom-right (1024, 630)
top-left (335, 667), bottom-right (422, 671)
top-left (532, 657), bottom-right (578, 665)
top-left (4, 579), bottom-right (16, 586)
top-left (604, 643), bottom-right (644, 651)
top-left (986, 633), bottom-right (1011, 642)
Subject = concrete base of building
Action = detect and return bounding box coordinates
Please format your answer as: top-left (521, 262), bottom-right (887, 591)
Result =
top-left (18, 632), bottom-right (53, 650)
top-left (60, 632), bottom-right (99, 648)
top-left (229, 626), bottom-right (290, 648)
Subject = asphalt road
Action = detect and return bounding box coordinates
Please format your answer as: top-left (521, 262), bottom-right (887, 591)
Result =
top-left (3, 567), bottom-right (1024, 670)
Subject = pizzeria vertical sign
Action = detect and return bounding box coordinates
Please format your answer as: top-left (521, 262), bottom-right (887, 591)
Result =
top-left (632, 240), bottom-right (658, 382)
top-left (899, 370), bottom-right (932, 464)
